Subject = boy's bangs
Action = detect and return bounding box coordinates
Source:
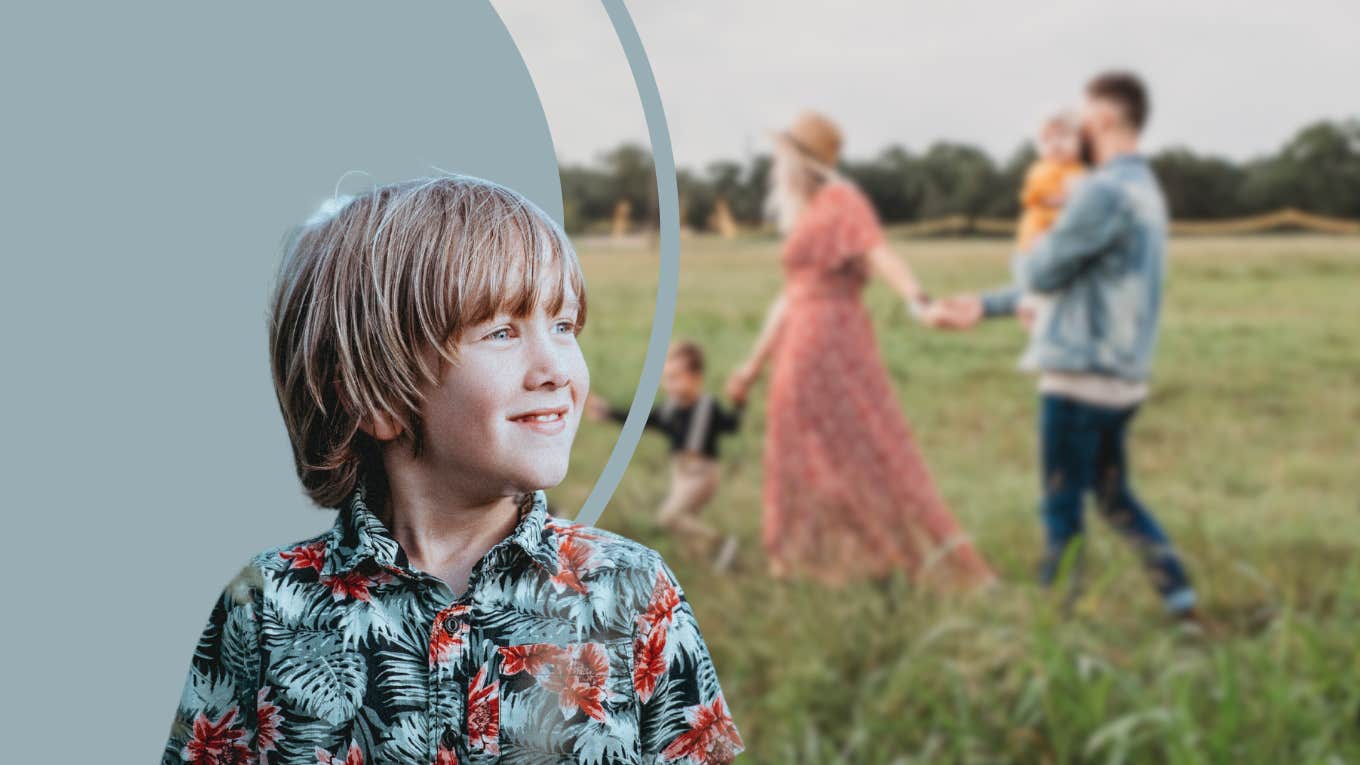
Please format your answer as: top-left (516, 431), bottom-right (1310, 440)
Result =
top-left (452, 204), bottom-right (587, 336)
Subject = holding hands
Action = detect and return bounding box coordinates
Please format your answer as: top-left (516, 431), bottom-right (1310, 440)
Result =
top-left (923, 294), bottom-right (984, 330)
top-left (1016, 299), bottom-right (1037, 332)
top-left (724, 361), bottom-right (758, 405)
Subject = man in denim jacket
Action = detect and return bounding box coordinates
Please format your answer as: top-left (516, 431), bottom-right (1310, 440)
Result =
top-left (934, 71), bottom-right (1198, 621)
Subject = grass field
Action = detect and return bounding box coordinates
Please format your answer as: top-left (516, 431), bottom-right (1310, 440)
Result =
top-left (553, 234), bottom-right (1360, 764)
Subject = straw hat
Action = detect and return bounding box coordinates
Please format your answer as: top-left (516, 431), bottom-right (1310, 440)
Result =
top-left (777, 110), bottom-right (842, 167)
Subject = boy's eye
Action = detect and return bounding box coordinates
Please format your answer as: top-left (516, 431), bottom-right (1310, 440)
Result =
top-left (554, 319), bottom-right (578, 334)
top-left (485, 327), bottom-right (513, 341)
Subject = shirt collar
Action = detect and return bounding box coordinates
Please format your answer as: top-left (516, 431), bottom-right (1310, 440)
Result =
top-left (1105, 151), bottom-right (1145, 168)
top-left (322, 477), bottom-right (559, 578)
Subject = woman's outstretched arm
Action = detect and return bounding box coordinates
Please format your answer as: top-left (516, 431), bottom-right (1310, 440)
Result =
top-left (745, 290), bottom-right (788, 373)
top-left (866, 241), bottom-right (930, 312)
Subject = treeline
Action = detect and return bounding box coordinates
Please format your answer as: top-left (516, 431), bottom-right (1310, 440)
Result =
top-left (558, 119), bottom-right (1360, 233)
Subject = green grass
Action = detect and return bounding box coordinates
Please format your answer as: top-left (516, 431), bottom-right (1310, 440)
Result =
top-left (553, 234), bottom-right (1360, 764)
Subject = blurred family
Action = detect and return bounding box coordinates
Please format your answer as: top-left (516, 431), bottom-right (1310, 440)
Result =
top-left (605, 70), bottom-right (1199, 626)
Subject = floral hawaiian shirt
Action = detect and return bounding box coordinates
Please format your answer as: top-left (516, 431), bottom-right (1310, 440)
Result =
top-left (161, 482), bottom-right (744, 765)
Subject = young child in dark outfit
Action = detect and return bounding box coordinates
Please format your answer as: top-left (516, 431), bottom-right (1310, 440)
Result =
top-left (588, 341), bottom-right (743, 568)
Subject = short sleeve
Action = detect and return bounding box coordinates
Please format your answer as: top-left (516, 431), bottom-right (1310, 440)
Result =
top-left (829, 183), bottom-right (885, 261)
top-left (633, 555), bottom-right (744, 763)
top-left (161, 563), bottom-right (267, 765)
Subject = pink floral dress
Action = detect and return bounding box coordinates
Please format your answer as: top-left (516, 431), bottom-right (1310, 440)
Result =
top-left (762, 181), bottom-right (994, 587)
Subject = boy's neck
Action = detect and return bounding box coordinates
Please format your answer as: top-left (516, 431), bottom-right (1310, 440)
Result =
top-left (379, 463), bottom-right (523, 592)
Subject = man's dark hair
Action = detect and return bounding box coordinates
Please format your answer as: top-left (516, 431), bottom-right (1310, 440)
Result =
top-left (1087, 70), bottom-right (1149, 131)
top-left (668, 340), bottom-right (705, 374)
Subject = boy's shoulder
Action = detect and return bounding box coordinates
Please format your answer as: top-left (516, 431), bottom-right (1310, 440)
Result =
top-left (541, 515), bottom-right (686, 610)
top-left (248, 526), bottom-right (336, 574)
top-left (191, 530), bottom-right (335, 613)
top-left (230, 510), bottom-right (677, 594)
top-left (542, 513), bottom-right (666, 573)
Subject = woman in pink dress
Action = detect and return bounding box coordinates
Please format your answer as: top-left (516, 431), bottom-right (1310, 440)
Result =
top-left (726, 111), bottom-right (995, 588)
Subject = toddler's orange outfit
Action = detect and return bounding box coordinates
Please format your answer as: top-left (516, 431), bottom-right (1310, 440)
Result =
top-left (1017, 159), bottom-right (1085, 251)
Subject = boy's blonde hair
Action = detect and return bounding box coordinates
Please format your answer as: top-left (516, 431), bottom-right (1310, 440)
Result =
top-left (269, 176), bottom-right (587, 508)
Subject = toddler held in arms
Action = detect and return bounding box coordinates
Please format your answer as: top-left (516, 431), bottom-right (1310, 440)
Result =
top-left (1015, 111), bottom-right (1086, 333)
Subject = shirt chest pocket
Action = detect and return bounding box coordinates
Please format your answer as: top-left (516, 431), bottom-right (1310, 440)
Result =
top-left (491, 637), bottom-right (641, 764)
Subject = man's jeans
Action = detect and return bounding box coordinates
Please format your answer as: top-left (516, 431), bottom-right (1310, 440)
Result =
top-left (1037, 394), bottom-right (1196, 614)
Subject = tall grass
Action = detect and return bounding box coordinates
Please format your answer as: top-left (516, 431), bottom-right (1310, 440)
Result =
top-left (555, 235), bottom-right (1360, 764)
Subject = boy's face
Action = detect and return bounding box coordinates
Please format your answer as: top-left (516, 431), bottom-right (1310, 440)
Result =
top-left (416, 290), bottom-right (587, 498)
top-left (661, 355), bottom-right (702, 402)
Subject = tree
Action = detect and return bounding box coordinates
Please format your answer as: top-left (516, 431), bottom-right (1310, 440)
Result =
top-left (985, 143), bottom-right (1038, 218)
top-left (600, 143), bottom-right (658, 225)
top-left (559, 118), bottom-right (1360, 232)
top-left (1151, 148), bottom-right (1246, 219)
top-left (677, 168), bottom-right (716, 231)
top-left (914, 142), bottom-right (1001, 219)
top-left (1238, 120), bottom-right (1360, 217)
top-left (843, 145), bottom-right (926, 222)
top-left (559, 165), bottom-right (616, 233)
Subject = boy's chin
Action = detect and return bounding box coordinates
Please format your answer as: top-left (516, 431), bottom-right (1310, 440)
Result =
top-left (506, 461), bottom-right (569, 494)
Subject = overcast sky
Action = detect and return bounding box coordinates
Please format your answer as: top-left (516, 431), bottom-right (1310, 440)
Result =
top-left (495, 1), bottom-right (1359, 169)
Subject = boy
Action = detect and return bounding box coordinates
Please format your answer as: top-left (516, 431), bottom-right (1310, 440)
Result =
top-left (162, 177), bottom-right (743, 764)
top-left (588, 341), bottom-right (743, 569)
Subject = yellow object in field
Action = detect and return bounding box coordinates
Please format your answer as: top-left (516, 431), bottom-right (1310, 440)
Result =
top-left (611, 198), bottom-right (633, 239)
top-left (710, 196), bottom-right (739, 239)
top-left (1170, 208), bottom-right (1360, 235)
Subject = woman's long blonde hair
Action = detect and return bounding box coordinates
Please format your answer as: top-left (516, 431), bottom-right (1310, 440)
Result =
top-left (763, 137), bottom-right (842, 234)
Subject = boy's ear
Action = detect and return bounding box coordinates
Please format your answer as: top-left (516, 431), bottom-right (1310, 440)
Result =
top-left (357, 411), bottom-right (403, 442)
top-left (334, 380), bottom-right (404, 441)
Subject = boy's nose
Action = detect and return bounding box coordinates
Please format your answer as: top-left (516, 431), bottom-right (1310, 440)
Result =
top-left (524, 333), bottom-right (571, 390)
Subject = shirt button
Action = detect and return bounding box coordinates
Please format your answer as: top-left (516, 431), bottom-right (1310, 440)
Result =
top-left (442, 616), bottom-right (461, 633)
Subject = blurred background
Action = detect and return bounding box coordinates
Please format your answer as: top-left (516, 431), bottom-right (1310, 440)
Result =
top-left (496, 2), bottom-right (1360, 763)
top-left (502, 1), bottom-right (1359, 236)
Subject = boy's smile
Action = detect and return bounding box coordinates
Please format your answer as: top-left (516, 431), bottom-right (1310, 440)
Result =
top-left (507, 404), bottom-right (570, 435)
